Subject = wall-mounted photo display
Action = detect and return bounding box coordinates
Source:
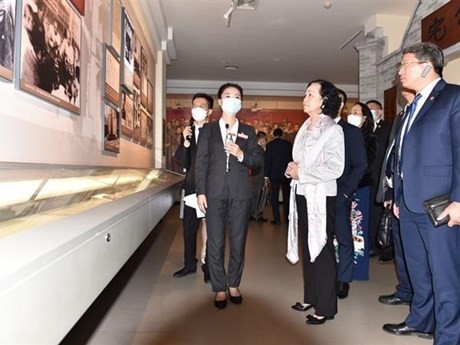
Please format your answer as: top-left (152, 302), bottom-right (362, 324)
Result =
top-left (110, 0), bottom-right (121, 55)
top-left (0, 0), bottom-right (16, 81)
top-left (121, 90), bottom-right (133, 137)
top-left (69, 0), bottom-right (84, 15)
top-left (103, 100), bottom-right (120, 153)
top-left (121, 8), bottom-right (134, 93)
top-left (146, 114), bottom-right (153, 149)
top-left (133, 36), bottom-right (141, 88)
top-left (132, 89), bottom-right (141, 142)
top-left (140, 109), bottom-right (148, 146)
top-left (140, 46), bottom-right (148, 108)
top-left (147, 79), bottom-right (154, 114)
top-left (17, 0), bottom-right (81, 114)
top-left (103, 44), bottom-right (120, 106)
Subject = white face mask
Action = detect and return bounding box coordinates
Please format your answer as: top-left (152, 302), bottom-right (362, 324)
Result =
top-left (370, 109), bottom-right (379, 121)
top-left (347, 114), bottom-right (363, 127)
top-left (221, 98), bottom-right (242, 116)
top-left (191, 107), bottom-right (207, 122)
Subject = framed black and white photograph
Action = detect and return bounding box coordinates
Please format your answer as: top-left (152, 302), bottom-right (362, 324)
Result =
top-left (140, 109), bottom-right (148, 146)
top-left (146, 114), bottom-right (153, 149)
top-left (121, 8), bottom-right (134, 93)
top-left (140, 46), bottom-right (148, 108)
top-left (103, 100), bottom-right (120, 153)
top-left (0, 0), bottom-right (16, 81)
top-left (133, 36), bottom-right (141, 88)
top-left (147, 79), bottom-right (154, 114)
top-left (103, 44), bottom-right (120, 106)
top-left (132, 89), bottom-right (141, 142)
top-left (121, 90), bottom-right (133, 138)
top-left (110, 0), bottom-right (121, 55)
top-left (17, 0), bottom-right (81, 114)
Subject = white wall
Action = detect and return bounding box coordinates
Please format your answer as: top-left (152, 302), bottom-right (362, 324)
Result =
top-left (0, 1), bottom-right (162, 169)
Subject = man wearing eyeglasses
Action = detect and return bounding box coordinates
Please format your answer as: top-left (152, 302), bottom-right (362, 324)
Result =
top-left (383, 42), bottom-right (460, 345)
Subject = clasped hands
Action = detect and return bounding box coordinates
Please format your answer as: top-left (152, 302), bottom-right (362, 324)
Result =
top-left (285, 161), bottom-right (299, 180)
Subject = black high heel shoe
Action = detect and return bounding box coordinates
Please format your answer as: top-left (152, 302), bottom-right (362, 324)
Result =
top-left (228, 288), bottom-right (243, 304)
top-left (214, 292), bottom-right (227, 310)
top-left (305, 314), bottom-right (335, 325)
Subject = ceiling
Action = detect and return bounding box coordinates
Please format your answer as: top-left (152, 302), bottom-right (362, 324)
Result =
top-left (155, 0), bottom-right (417, 93)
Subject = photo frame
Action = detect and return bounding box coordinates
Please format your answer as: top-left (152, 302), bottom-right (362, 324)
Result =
top-left (147, 79), bottom-right (154, 114)
top-left (103, 44), bottom-right (120, 106)
top-left (110, 0), bottom-right (122, 55)
top-left (69, 0), bottom-right (85, 16)
top-left (132, 89), bottom-right (141, 142)
top-left (146, 114), bottom-right (153, 149)
top-left (103, 100), bottom-right (120, 153)
top-left (0, 0), bottom-right (16, 81)
top-left (121, 90), bottom-right (133, 137)
top-left (133, 36), bottom-right (141, 88)
top-left (17, 0), bottom-right (82, 114)
top-left (140, 46), bottom-right (148, 108)
top-left (121, 8), bottom-right (134, 93)
top-left (140, 109), bottom-right (148, 146)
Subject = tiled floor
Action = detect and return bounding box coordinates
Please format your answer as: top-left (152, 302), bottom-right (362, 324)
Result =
top-left (62, 205), bottom-right (431, 345)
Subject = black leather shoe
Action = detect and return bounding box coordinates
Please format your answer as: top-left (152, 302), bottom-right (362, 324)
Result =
top-left (383, 322), bottom-right (433, 339)
top-left (291, 302), bottom-right (314, 312)
top-left (306, 314), bottom-right (334, 325)
top-left (256, 217), bottom-right (268, 222)
top-left (201, 264), bottom-right (211, 283)
top-left (378, 293), bottom-right (410, 305)
top-left (214, 292), bottom-right (227, 310)
top-left (378, 255), bottom-right (395, 264)
top-left (228, 288), bottom-right (243, 304)
top-left (270, 220), bottom-right (281, 225)
top-left (173, 267), bottom-right (196, 278)
top-left (336, 281), bottom-right (349, 299)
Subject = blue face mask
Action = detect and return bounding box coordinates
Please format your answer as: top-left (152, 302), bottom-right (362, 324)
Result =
top-left (221, 98), bottom-right (242, 116)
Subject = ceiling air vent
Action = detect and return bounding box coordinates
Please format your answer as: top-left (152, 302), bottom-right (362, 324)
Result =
top-left (236, 0), bottom-right (257, 10)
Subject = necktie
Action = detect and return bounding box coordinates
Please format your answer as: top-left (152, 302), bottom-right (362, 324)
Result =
top-left (397, 93), bottom-right (421, 177)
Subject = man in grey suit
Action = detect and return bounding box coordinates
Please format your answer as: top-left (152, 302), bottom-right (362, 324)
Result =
top-left (196, 83), bottom-right (263, 310)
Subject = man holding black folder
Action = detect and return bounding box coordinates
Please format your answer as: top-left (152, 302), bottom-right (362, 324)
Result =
top-left (383, 42), bottom-right (460, 345)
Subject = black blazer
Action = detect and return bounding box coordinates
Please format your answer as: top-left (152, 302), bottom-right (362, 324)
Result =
top-left (264, 137), bottom-right (293, 182)
top-left (195, 121), bottom-right (263, 200)
top-left (337, 119), bottom-right (367, 197)
top-left (174, 125), bottom-right (199, 195)
top-left (371, 119), bottom-right (391, 184)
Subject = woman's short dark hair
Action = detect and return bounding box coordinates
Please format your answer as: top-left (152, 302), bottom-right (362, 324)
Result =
top-left (353, 102), bottom-right (374, 135)
top-left (307, 79), bottom-right (341, 118)
top-left (402, 42), bottom-right (444, 77)
top-left (192, 93), bottom-right (214, 109)
top-left (217, 83), bottom-right (244, 100)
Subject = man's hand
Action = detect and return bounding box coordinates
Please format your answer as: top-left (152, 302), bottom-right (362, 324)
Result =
top-left (197, 194), bottom-right (207, 214)
top-left (437, 201), bottom-right (460, 227)
top-left (182, 126), bottom-right (192, 141)
top-left (393, 203), bottom-right (400, 219)
top-left (224, 142), bottom-right (243, 160)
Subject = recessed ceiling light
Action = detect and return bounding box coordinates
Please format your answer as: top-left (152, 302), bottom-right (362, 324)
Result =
top-left (324, 1), bottom-right (332, 9)
top-left (224, 64), bottom-right (239, 71)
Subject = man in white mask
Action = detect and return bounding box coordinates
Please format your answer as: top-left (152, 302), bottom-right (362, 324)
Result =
top-left (196, 83), bottom-right (263, 310)
top-left (366, 100), bottom-right (391, 259)
top-left (173, 93), bottom-right (214, 283)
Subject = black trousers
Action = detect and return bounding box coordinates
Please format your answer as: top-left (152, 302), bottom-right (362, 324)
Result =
top-left (182, 204), bottom-right (201, 270)
top-left (206, 182), bottom-right (252, 292)
top-left (297, 194), bottom-right (337, 317)
top-left (270, 179), bottom-right (291, 223)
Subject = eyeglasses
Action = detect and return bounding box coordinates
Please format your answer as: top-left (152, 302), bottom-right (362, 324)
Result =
top-left (397, 61), bottom-right (426, 71)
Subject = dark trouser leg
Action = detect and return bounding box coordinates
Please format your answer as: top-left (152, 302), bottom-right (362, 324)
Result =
top-left (270, 181), bottom-right (281, 223)
top-left (183, 205), bottom-right (201, 270)
top-left (391, 215), bottom-right (412, 301)
top-left (281, 180), bottom-right (291, 223)
top-left (335, 193), bottom-right (353, 282)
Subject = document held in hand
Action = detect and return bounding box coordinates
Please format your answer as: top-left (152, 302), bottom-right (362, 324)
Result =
top-left (183, 193), bottom-right (205, 218)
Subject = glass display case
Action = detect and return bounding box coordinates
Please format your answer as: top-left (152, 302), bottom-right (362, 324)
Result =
top-left (0, 162), bottom-right (183, 238)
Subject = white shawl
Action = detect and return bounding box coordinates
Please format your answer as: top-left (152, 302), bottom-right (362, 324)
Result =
top-left (286, 115), bottom-right (339, 264)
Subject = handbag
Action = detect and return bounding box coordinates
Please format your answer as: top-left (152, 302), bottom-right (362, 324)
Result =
top-left (377, 205), bottom-right (393, 249)
top-left (424, 194), bottom-right (450, 227)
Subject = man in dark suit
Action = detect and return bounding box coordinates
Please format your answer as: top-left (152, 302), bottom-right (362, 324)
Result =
top-left (366, 99), bottom-right (391, 258)
top-left (264, 128), bottom-right (292, 225)
top-left (334, 89), bottom-right (367, 299)
top-left (250, 131), bottom-right (268, 222)
top-left (383, 42), bottom-right (460, 345)
top-left (173, 93), bottom-right (214, 282)
top-left (196, 83), bottom-right (263, 309)
top-left (376, 89), bottom-right (415, 306)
